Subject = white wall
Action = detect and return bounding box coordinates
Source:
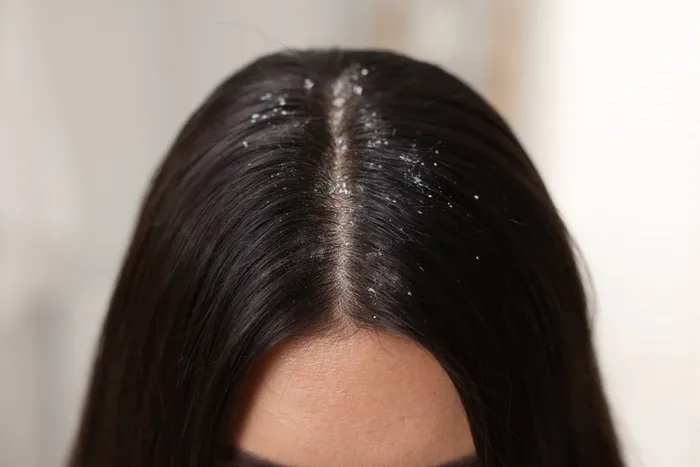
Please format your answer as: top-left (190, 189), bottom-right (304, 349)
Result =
top-left (518, 1), bottom-right (700, 465)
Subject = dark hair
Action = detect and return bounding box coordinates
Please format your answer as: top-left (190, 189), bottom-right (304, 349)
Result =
top-left (69, 49), bottom-right (625, 467)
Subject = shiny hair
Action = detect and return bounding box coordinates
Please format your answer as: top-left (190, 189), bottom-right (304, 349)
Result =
top-left (69, 49), bottom-right (625, 467)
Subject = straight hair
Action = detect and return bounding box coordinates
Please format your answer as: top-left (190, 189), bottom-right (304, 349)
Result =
top-left (69, 49), bottom-right (625, 467)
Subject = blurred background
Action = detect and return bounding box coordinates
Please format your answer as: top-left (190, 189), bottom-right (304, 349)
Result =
top-left (1, 0), bottom-right (698, 466)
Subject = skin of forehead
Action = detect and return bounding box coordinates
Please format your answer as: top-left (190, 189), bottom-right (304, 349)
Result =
top-left (228, 329), bottom-right (476, 467)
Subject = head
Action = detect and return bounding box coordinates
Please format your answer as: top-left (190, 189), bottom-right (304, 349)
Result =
top-left (70, 50), bottom-right (625, 467)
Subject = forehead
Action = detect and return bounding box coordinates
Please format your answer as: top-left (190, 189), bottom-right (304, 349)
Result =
top-left (228, 330), bottom-right (475, 467)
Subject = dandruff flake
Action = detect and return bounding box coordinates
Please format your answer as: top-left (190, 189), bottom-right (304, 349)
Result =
top-left (304, 78), bottom-right (315, 90)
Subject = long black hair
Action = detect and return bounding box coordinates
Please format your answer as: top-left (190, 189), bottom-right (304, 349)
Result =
top-left (69, 49), bottom-right (625, 467)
